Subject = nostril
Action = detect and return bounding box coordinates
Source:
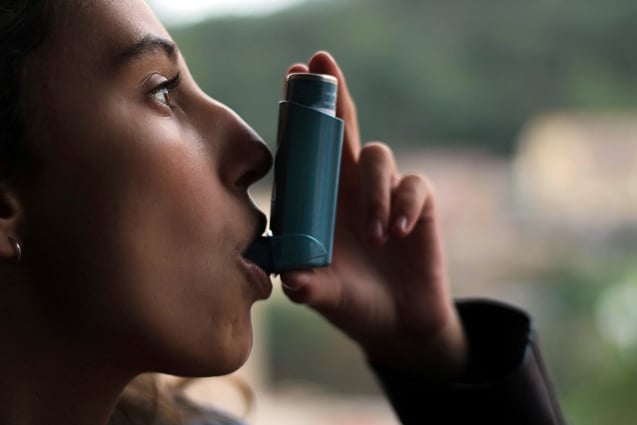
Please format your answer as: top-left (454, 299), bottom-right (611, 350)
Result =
top-left (262, 145), bottom-right (274, 175)
top-left (236, 142), bottom-right (272, 189)
top-left (236, 169), bottom-right (261, 189)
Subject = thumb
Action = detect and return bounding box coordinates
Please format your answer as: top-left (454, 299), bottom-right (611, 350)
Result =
top-left (280, 269), bottom-right (339, 308)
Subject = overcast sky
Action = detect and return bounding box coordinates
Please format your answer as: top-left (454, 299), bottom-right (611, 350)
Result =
top-left (149, 0), bottom-right (307, 25)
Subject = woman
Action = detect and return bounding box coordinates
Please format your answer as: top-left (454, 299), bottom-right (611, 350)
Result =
top-left (0, 1), bottom-right (564, 424)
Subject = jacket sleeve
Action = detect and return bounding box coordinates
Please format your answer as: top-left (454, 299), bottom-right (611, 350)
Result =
top-left (371, 299), bottom-right (567, 425)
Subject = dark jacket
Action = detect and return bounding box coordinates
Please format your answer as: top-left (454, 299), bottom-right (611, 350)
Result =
top-left (373, 300), bottom-right (566, 425)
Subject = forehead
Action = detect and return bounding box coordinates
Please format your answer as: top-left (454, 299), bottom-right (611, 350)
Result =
top-left (19, 0), bottom-right (175, 152)
top-left (41, 0), bottom-right (171, 71)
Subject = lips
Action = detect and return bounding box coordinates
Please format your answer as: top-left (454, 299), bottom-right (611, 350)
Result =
top-left (240, 256), bottom-right (272, 300)
top-left (240, 211), bottom-right (272, 299)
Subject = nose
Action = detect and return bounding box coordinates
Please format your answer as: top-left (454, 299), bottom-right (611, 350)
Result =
top-left (200, 99), bottom-right (273, 190)
top-left (222, 108), bottom-right (272, 189)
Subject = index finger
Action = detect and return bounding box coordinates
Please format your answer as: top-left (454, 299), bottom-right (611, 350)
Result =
top-left (306, 51), bottom-right (361, 179)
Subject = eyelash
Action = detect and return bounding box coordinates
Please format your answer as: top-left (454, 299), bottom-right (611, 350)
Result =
top-left (149, 73), bottom-right (181, 109)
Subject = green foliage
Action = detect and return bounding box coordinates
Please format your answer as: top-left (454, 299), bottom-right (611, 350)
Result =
top-left (533, 251), bottom-right (637, 425)
top-left (169, 0), bottom-right (637, 155)
top-left (265, 295), bottom-right (381, 394)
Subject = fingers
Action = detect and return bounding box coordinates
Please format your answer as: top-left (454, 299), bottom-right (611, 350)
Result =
top-left (284, 51), bottom-right (362, 187)
top-left (287, 63), bottom-right (309, 75)
top-left (285, 52), bottom-right (359, 142)
top-left (306, 53), bottom-right (360, 139)
top-left (280, 269), bottom-right (340, 309)
top-left (285, 63), bottom-right (309, 97)
top-left (283, 63), bottom-right (310, 80)
top-left (390, 174), bottom-right (435, 237)
top-left (359, 143), bottom-right (397, 244)
top-left (306, 52), bottom-right (361, 181)
top-left (284, 53), bottom-right (436, 245)
top-left (359, 143), bottom-right (436, 243)
top-left (279, 270), bottom-right (315, 304)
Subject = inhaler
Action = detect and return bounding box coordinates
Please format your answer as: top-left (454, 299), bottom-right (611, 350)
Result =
top-left (245, 73), bottom-right (344, 274)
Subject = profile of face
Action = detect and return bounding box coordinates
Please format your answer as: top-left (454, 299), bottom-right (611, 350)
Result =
top-left (16, 0), bottom-right (273, 377)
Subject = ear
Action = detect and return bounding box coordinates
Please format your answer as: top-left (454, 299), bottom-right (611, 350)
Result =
top-left (0, 183), bottom-right (23, 262)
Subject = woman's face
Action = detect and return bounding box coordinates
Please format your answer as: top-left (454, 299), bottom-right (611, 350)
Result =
top-left (19, 0), bottom-right (273, 376)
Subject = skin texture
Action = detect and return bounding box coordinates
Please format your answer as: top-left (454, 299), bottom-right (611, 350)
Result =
top-left (0, 1), bottom-right (467, 424)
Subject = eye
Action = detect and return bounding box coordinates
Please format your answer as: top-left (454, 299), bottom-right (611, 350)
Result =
top-left (150, 86), bottom-right (172, 107)
top-left (148, 73), bottom-right (181, 109)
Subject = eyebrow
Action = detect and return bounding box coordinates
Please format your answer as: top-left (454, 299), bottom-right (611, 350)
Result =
top-left (116, 35), bottom-right (178, 65)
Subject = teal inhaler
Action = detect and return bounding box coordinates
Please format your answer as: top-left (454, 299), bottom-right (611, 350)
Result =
top-left (245, 73), bottom-right (344, 274)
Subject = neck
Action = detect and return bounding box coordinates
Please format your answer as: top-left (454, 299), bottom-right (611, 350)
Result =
top-left (0, 330), bottom-right (134, 425)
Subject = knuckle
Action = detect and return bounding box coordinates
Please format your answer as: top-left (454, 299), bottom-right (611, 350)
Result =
top-left (405, 173), bottom-right (436, 195)
top-left (360, 144), bottom-right (396, 184)
top-left (361, 142), bottom-right (394, 165)
top-left (368, 199), bottom-right (389, 218)
top-left (394, 173), bottom-right (439, 213)
top-left (422, 175), bottom-right (438, 199)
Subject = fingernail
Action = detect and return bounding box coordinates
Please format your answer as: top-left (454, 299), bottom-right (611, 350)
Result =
top-left (281, 281), bottom-right (301, 292)
top-left (396, 216), bottom-right (408, 234)
top-left (368, 219), bottom-right (384, 241)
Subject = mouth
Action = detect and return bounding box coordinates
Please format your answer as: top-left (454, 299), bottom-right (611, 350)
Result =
top-left (239, 256), bottom-right (272, 300)
top-left (240, 212), bottom-right (272, 299)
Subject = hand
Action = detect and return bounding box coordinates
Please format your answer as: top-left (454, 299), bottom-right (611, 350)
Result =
top-left (280, 52), bottom-right (468, 380)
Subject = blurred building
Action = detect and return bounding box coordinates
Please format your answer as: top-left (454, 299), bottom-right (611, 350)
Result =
top-left (514, 112), bottom-right (637, 239)
top-left (396, 149), bottom-right (552, 299)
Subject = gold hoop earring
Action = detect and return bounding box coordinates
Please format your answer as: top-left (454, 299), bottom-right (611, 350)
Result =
top-left (8, 236), bottom-right (22, 265)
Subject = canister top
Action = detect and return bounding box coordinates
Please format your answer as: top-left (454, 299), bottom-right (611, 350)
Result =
top-left (285, 73), bottom-right (338, 117)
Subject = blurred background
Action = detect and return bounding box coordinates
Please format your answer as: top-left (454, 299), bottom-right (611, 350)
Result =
top-left (149, 0), bottom-right (637, 423)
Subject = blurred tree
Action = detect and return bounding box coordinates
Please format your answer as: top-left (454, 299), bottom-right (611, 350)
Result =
top-left (169, 0), bottom-right (637, 155)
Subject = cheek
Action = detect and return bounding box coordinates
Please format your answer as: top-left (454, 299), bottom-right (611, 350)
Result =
top-left (22, 51), bottom-right (260, 373)
top-left (120, 152), bottom-right (242, 316)
top-left (111, 154), bottom-right (256, 374)
top-left (25, 121), bottom-right (256, 374)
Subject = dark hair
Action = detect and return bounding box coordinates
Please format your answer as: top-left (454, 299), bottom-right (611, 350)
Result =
top-left (0, 0), bottom-right (53, 171)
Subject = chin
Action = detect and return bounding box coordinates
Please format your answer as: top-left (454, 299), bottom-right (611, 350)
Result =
top-left (164, 332), bottom-right (254, 378)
